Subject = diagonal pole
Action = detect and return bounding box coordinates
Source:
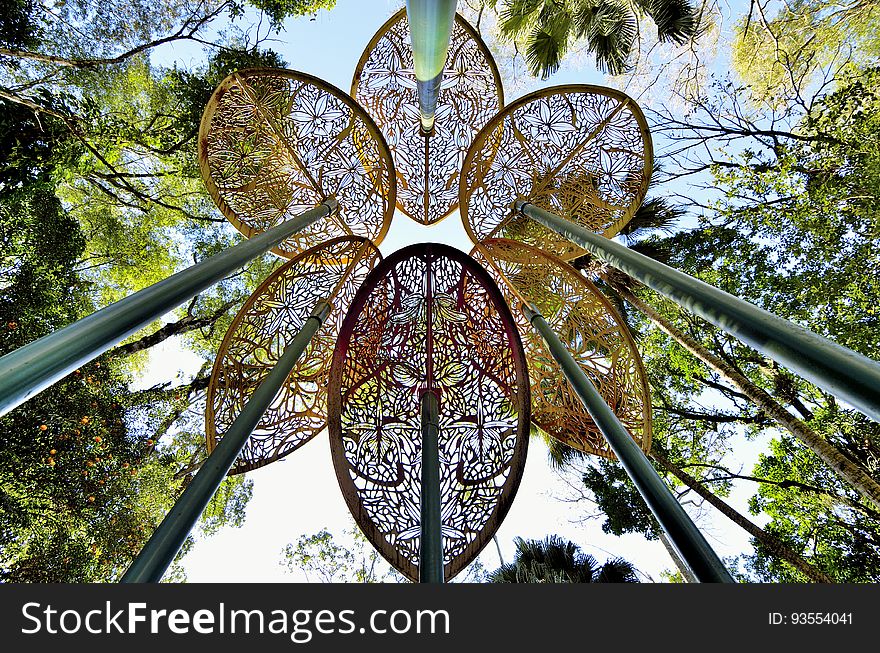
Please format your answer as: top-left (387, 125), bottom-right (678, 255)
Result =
top-left (122, 301), bottom-right (332, 583)
top-left (522, 303), bottom-right (734, 583)
top-left (405, 0), bottom-right (457, 134)
top-left (0, 200), bottom-right (337, 417)
top-left (516, 199), bottom-right (880, 424)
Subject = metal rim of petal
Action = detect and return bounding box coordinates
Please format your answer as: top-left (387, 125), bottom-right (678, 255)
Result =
top-left (199, 68), bottom-right (396, 260)
top-left (206, 236), bottom-right (383, 475)
top-left (473, 237), bottom-right (653, 459)
top-left (351, 9), bottom-right (504, 226)
top-left (328, 243), bottom-right (530, 581)
top-left (459, 84), bottom-right (653, 260)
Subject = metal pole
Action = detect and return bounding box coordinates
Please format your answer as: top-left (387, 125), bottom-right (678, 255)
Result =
top-left (419, 390), bottom-right (444, 583)
top-left (122, 301), bottom-right (332, 583)
top-left (517, 200), bottom-right (880, 423)
top-left (405, 0), bottom-right (457, 134)
top-left (0, 200), bottom-right (336, 418)
top-left (522, 303), bottom-right (734, 583)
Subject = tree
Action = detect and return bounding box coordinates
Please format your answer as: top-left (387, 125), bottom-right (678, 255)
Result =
top-left (746, 435), bottom-right (880, 582)
top-left (280, 526), bottom-right (406, 583)
top-left (488, 535), bottom-right (638, 582)
top-left (280, 525), bottom-right (488, 583)
top-left (564, 125), bottom-right (880, 580)
top-left (731, 0), bottom-right (880, 108)
top-left (492, 0), bottom-right (701, 77)
top-left (244, 0), bottom-right (337, 28)
top-left (0, 64), bottom-right (264, 581)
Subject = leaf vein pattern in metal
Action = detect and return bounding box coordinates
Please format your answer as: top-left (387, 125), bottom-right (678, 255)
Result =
top-left (329, 244), bottom-right (529, 581)
top-left (199, 69), bottom-right (395, 258)
top-left (207, 237), bottom-right (382, 475)
top-left (460, 85), bottom-right (652, 259)
top-left (353, 10), bottom-right (502, 225)
top-left (474, 239), bottom-right (652, 458)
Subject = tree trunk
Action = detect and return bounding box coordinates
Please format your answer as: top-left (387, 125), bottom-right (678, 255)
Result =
top-left (650, 450), bottom-right (833, 583)
top-left (617, 286), bottom-right (880, 509)
top-left (658, 531), bottom-right (697, 583)
top-left (112, 299), bottom-right (239, 357)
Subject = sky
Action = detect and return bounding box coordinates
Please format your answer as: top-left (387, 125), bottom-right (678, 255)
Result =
top-left (140, 0), bottom-right (767, 583)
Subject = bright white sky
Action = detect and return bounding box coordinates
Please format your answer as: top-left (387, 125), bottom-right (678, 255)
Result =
top-left (141, 0), bottom-right (767, 583)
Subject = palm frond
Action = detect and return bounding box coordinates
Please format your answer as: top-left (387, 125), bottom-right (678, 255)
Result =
top-left (621, 197), bottom-right (685, 240)
top-left (488, 535), bottom-right (639, 583)
top-left (545, 433), bottom-right (589, 469)
top-left (595, 557), bottom-right (639, 582)
top-left (582, 4), bottom-right (637, 75)
top-left (643, 0), bottom-right (699, 44)
top-left (629, 238), bottom-right (674, 265)
top-left (524, 10), bottom-right (572, 80)
top-left (499, 0), bottom-right (544, 39)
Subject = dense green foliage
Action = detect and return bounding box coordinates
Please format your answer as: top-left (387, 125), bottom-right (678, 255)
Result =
top-left (0, 0), bottom-right (299, 582)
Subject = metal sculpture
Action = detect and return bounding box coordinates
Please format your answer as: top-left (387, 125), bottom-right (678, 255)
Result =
top-left (123, 300), bottom-right (331, 582)
top-left (515, 200), bottom-right (880, 423)
top-left (328, 244), bottom-right (530, 582)
top-left (473, 238), bottom-right (652, 458)
top-left (206, 237), bottom-right (382, 475)
top-left (352, 9), bottom-right (503, 225)
top-left (404, 0), bottom-right (457, 134)
top-left (521, 301), bottom-right (735, 583)
top-left (199, 68), bottom-right (396, 258)
top-left (460, 85), bottom-right (652, 260)
top-left (0, 200), bottom-right (336, 419)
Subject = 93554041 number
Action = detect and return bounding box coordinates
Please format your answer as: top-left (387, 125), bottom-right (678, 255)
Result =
top-left (768, 612), bottom-right (853, 625)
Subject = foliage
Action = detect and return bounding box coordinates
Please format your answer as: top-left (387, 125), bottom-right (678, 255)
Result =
top-left (746, 436), bottom-right (880, 582)
top-left (488, 535), bottom-right (638, 582)
top-left (280, 525), bottom-right (488, 583)
top-left (244, 0), bottom-right (337, 28)
top-left (0, 0), bottom-right (40, 49)
top-left (281, 526), bottom-right (406, 583)
top-left (495, 0), bottom-right (700, 77)
top-left (583, 459), bottom-right (662, 540)
top-left (731, 0), bottom-right (880, 108)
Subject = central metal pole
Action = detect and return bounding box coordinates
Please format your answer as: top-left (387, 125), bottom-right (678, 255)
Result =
top-left (523, 303), bottom-right (734, 583)
top-left (405, 0), bottom-right (457, 134)
top-left (0, 200), bottom-right (337, 418)
top-left (517, 200), bottom-right (880, 423)
top-left (122, 301), bottom-right (332, 583)
top-left (419, 389), bottom-right (444, 583)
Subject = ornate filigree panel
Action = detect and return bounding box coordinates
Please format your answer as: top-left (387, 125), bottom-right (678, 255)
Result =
top-left (352, 10), bottom-right (502, 225)
top-left (460, 85), bottom-right (652, 260)
top-left (328, 244), bottom-right (529, 581)
top-left (473, 239), bottom-right (652, 458)
top-left (206, 237), bottom-right (382, 475)
top-left (199, 68), bottom-right (395, 259)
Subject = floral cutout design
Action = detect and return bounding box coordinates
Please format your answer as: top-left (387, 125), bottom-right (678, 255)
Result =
top-left (460, 85), bottom-right (652, 260)
top-left (329, 244), bottom-right (529, 581)
top-left (352, 9), bottom-right (502, 225)
top-left (206, 238), bottom-right (382, 474)
top-left (199, 69), bottom-right (395, 259)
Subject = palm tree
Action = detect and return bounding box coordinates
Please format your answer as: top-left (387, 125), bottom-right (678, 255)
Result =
top-left (488, 535), bottom-right (639, 582)
top-left (496, 0), bottom-right (700, 78)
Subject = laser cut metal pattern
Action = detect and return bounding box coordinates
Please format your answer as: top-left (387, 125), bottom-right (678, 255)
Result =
top-left (352, 9), bottom-right (503, 225)
top-left (473, 239), bottom-right (652, 458)
top-left (199, 69), bottom-right (395, 259)
top-left (460, 85), bottom-right (652, 260)
top-left (328, 244), bottom-right (529, 581)
top-left (206, 237), bottom-right (382, 475)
